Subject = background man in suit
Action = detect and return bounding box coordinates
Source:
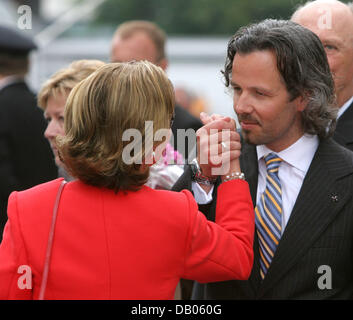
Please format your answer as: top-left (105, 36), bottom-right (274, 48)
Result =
top-left (0, 25), bottom-right (58, 241)
top-left (292, 0), bottom-right (353, 151)
top-left (110, 20), bottom-right (202, 160)
top-left (173, 19), bottom-right (353, 299)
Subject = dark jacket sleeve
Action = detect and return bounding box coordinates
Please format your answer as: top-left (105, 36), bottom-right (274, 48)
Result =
top-left (172, 165), bottom-right (221, 221)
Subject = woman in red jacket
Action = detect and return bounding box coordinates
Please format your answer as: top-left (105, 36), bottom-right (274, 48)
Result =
top-left (0, 61), bottom-right (254, 300)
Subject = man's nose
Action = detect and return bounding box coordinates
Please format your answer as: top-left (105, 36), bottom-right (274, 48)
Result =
top-left (233, 93), bottom-right (253, 115)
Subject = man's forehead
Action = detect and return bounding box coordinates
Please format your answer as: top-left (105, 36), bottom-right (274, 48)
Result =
top-left (231, 50), bottom-right (278, 70)
top-left (112, 32), bottom-right (158, 62)
top-left (231, 51), bottom-right (284, 89)
top-left (293, 3), bottom-right (353, 40)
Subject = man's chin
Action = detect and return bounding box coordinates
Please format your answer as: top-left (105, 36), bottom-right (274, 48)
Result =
top-left (241, 130), bottom-right (263, 146)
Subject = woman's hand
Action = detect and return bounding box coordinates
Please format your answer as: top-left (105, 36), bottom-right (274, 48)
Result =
top-left (196, 113), bottom-right (242, 188)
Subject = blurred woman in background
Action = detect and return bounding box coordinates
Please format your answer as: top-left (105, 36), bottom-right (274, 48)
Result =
top-left (38, 59), bottom-right (105, 180)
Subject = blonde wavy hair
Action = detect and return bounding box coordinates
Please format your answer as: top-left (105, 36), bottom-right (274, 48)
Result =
top-left (57, 61), bottom-right (175, 191)
top-left (37, 59), bottom-right (106, 110)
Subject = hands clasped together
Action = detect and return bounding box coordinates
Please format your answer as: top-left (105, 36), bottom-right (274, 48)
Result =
top-left (195, 112), bottom-right (242, 190)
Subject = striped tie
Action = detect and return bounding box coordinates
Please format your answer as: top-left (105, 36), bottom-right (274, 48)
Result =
top-left (255, 153), bottom-right (283, 280)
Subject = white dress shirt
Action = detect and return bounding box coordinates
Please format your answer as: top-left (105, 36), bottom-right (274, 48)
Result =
top-left (256, 134), bottom-right (318, 233)
top-left (192, 134), bottom-right (319, 233)
top-left (337, 96), bottom-right (353, 119)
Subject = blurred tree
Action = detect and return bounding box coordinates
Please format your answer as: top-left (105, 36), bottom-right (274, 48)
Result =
top-left (92, 0), bottom-right (324, 35)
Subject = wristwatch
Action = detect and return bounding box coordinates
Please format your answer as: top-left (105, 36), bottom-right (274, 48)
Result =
top-left (190, 158), bottom-right (218, 186)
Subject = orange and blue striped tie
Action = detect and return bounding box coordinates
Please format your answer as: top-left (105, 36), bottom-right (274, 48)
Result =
top-left (255, 153), bottom-right (283, 280)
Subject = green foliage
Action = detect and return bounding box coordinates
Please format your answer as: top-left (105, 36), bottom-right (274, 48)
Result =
top-left (93, 0), bottom-right (306, 35)
top-left (93, 0), bottom-right (352, 35)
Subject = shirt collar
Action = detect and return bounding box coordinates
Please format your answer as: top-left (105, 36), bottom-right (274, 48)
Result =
top-left (0, 75), bottom-right (24, 91)
top-left (337, 96), bottom-right (353, 119)
top-left (256, 134), bottom-right (319, 173)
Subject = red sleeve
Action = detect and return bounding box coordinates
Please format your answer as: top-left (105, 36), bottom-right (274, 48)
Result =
top-left (0, 192), bottom-right (33, 299)
top-left (182, 179), bottom-right (254, 282)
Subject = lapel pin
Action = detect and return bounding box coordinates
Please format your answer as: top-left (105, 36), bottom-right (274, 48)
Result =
top-left (330, 194), bottom-right (339, 203)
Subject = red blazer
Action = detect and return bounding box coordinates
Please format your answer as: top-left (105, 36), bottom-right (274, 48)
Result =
top-left (0, 178), bottom-right (254, 299)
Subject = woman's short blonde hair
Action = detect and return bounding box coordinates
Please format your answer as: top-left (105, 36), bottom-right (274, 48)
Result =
top-left (57, 61), bottom-right (175, 191)
top-left (37, 59), bottom-right (106, 110)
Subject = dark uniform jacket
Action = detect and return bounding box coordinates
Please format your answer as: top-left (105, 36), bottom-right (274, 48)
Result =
top-left (0, 81), bottom-right (57, 241)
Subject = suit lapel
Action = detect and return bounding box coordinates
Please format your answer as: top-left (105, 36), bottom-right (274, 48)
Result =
top-left (240, 142), bottom-right (263, 292)
top-left (240, 141), bottom-right (258, 205)
top-left (257, 139), bottom-right (353, 297)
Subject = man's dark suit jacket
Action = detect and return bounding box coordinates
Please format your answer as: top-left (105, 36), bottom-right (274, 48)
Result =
top-left (173, 138), bottom-right (353, 299)
top-left (171, 104), bottom-right (202, 161)
top-left (0, 81), bottom-right (58, 241)
top-left (334, 101), bottom-right (353, 152)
